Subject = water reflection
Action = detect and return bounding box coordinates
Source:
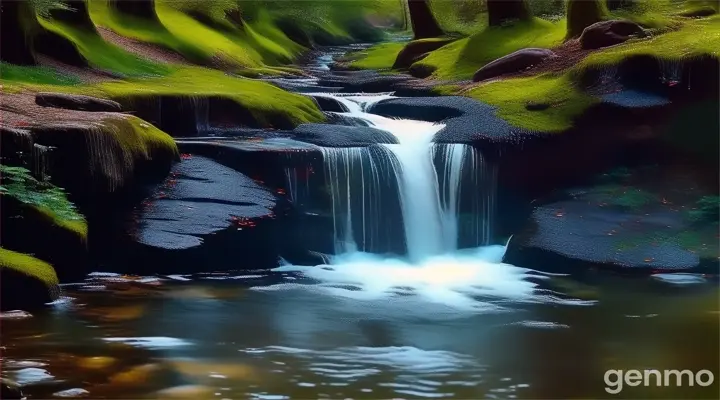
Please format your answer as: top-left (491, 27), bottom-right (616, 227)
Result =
top-left (0, 273), bottom-right (717, 399)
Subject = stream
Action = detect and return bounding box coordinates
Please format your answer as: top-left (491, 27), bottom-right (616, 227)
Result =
top-left (2, 46), bottom-right (718, 400)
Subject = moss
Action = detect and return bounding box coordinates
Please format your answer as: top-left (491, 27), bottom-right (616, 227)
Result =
top-left (102, 114), bottom-right (180, 163)
top-left (593, 184), bottom-right (659, 210)
top-left (415, 18), bottom-right (566, 80)
top-left (347, 42), bottom-right (407, 70)
top-left (0, 165), bottom-right (87, 240)
top-left (0, 62), bottom-right (82, 85)
top-left (35, 206), bottom-right (88, 241)
top-left (0, 248), bottom-right (59, 287)
top-left (579, 15), bottom-right (720, 68)
top-left (94, 67), bottom-right (324, 127)
top-left (38, 14), bottom-right (172, 77)
top-left (465, 73), bottom-right (596, 132)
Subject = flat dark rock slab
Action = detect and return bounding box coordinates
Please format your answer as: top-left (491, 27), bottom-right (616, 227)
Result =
top-left (368, 96), bottom-right (530, 145)
top-left (292, 123), bottom-right (398, 147)
top-left (35, 92), bottom-right (122, 112)
top-left (135, 156), bottom-right (276, 250)
top-left (504, 197), bottom-right (718, 274)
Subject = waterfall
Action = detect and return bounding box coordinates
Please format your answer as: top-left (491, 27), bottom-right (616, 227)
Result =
top-left (433, 144), bottom-right (497, 249)
top-left (308, 93), bottom-right (499, 260)
top-left (320, 146), bottom-right (402, 255)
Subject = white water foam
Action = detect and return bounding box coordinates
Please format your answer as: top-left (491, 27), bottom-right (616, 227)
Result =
top-left (268, 94), bottom-right (554, 312)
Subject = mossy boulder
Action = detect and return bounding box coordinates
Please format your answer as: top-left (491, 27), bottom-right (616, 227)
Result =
top-left (472, 48), bottom-right (557, 82)
top-left (0, 248), bottom-right (60, 311)
top-left (393, 38), bottom-right (455, 70)
top-left (504, 167), bottom-right (719, 275)
top-left (580, 20), bottom-right (646, 50)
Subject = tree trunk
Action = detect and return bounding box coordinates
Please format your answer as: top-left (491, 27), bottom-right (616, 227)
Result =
top-left (0, 0), bottom-right (35, 64)
top-left (110, 0), bottom-right (159, 22)
top-left (566, 0), bottom-right (606, 38)
top-left (607, 0), bottom-right (635, 11)
top-left (487, 0), bottom-right (530, 26)
top-left (407, 0), bottom-right (443, 40)
top-left (48, 0), bottom-right (96, 32)
top-left (0, 0), bottom-right (86, 67)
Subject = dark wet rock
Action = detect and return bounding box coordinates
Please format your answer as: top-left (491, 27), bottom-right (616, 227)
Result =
top-left (292, 123), bottom-right (398, 147)
top-left (472, 48), bottom-right (557, 82)
top-left (316, 71), bottom-right (415, 93)
top-left (368, 96), bottom-right (523, 144)
top-left (53, 388), bottom-right (90, 398)
top-left (393, 38), bottom-right (455, 70)
top-left (504, 191), bottom-right (719, 275)
top-left (1, 196), bottom-right (88, 282)
top-left (323, 113), bottom-right (372, 127)
top-left (680, 7), bottom-right (717, 18)
top-left (113, 156), bottom-right (285, 274)
top-left (1, 256), bottom-right (60, 312)
top-left (1, 378), bottom-right (24, 399)
top-left (580, 20), bottom-right (647, 50)
top-left (35, 92), bottom-right (122, 112)
top-left (308, 95), bottom-right (349, 113)
top-left (392, 79), bottom-right (444, 97)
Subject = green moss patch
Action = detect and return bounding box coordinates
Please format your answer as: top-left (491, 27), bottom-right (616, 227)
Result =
top-left (0, 62), bottom-right (82, 86)
top-left (347, 42), bottom-right (406, 70)
top-left (94, 67), bottom-right (324, 127)
top-left (580, 15), bottom-right (720, 69)
top-left (39, 16), bottom-right (172, 78)
top-left (0, 248), bottom-right (59, 287)
top-left (464, 73), bottom-right (596, 132)
top-left (416, 18), bottom-right (566, 80)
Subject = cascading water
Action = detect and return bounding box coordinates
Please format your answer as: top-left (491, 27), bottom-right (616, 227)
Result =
top-left (265, 93), bottom-right (543, 311)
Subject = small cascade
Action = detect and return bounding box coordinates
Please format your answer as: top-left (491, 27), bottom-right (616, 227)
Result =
top-left (320, 146), bottom-right (403, 255)
top-left (193, 97), bottom-right (210, 135)
top-left (659, 58), bottom-right (683, 87)
top-left (31, 144), bottom-right (51, 181)
top-left (433, 144), bottom-right (498, 250)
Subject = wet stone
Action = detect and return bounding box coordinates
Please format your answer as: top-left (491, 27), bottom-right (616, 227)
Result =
top-left (53, 388), bottom-right (90, 398)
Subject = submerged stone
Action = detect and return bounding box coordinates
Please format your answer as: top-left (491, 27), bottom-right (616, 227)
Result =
top-left (53, 388), bottom-right (89, 398)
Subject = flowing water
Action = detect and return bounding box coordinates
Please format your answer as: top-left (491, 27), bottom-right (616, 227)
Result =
top-left (2, 52), bottom-right (718, 400)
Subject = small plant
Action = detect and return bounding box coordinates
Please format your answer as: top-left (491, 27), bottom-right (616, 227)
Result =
top-left (0, 164), bottom-right (84, 222)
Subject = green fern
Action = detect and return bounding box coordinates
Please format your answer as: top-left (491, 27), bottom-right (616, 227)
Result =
top-left (0, 164), bottom-right (84, 223)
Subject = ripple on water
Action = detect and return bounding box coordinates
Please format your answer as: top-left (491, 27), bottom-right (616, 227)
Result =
top-left (651, 273), bottom-right (708, 285)
top-left (239, 345), bottom-right (489, 397)
top-left (102, 337), bottom-right (192, 349)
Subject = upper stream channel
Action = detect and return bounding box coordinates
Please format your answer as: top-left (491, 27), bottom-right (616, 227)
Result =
top-left (2, 46), bottom-right (718, 400)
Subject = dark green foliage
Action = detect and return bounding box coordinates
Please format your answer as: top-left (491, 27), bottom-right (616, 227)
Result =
top-left (0, 165), bottom-right (84, 222)
top-left (487, 0), bottom-right (531, 26)
top-left (687, 196), bottom-right (720, 223)
top-left (566, 0), bottom-right (607, 38)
